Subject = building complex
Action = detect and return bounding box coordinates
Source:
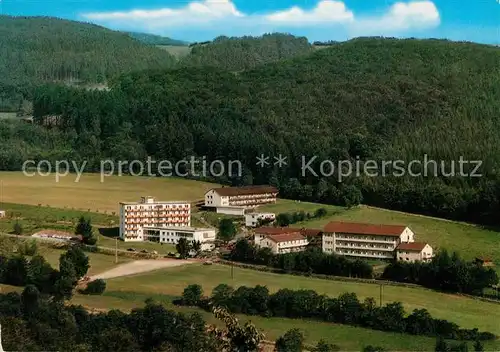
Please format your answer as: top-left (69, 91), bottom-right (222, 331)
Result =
top-left (253, 221), bottom-right (433, 262)
top-left (322, 222), bottom-right (415, 260)
top-left (204, 185), bottom-right (278, 215)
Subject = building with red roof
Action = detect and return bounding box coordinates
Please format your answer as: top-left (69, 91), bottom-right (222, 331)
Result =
top-left (396, 242), bottom-right (433, 262)
top-left (322, 221), bottom-right (416, 260)
top-left (254, 227), bottom-right (309, 254)
top-left (204, 185), bottom-right (278, 215)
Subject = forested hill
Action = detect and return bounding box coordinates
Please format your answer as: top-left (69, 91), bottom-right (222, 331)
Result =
top-left (181, 33), bottom-right (313, 71)
top-left (0, 16), bottom-right (176, 110)
top-left (125, 31), bottom-right (188, 46)
top-left (21, 37), bottom-right (500, 226)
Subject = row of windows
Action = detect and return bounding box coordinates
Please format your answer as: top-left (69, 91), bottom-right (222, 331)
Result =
top-left (337, 242), bottom-right (393, 249)
top-left (126, 204), bottom-right (189, 210)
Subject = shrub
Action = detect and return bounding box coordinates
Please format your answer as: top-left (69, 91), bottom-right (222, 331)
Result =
top-left (81, 279), bottom-right (106, 295)
top-left (13, 222), bottom-right (23, 235)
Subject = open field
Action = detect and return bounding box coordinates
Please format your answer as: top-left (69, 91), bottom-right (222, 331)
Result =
top-left (261, 200), bottom-right (500, 262)
top-left (156, 45), bottom-right (191, 58)
top-left (70, 291), bottom-right (500, 352)
top-left (0, 202), bottom-right (117, 235)
top-left (37, 246), bottom-right (132, 276)
top-left (0, 171), bottom-right (217, 213)
top-left (1, 283), bottom-right (495, 351)
top-left (105, 263), bottom-right (500, 335)
top-left (0, 112), bottom-right (18, 119)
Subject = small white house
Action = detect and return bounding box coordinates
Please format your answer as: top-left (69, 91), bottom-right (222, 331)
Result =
top-left (245, 212), bottom-right (276, 227)
top-left (396, 242), bottom-right (434, 262)
top-left (0, 210), bottom-right (5, 218)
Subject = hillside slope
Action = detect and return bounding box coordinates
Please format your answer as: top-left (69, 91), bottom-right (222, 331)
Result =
top-left (125, 31), bottom-right (188, 46)
top-left (7, 37), bottom-right (500, 227)
top-left (0, 16), bottom-right (176, 109)
top-left (181, 33), bottom-right (314, 71)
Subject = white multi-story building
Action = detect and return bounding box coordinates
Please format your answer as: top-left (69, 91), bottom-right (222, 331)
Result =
top-left (119, 196), bottom-right (190, 241)
top-left (322, 221), bottom-right (415, 260)
top-left (204, 185), bottom-right (278, 215)
top-left (245, 212), bottom-right (276, 227)
top-left (142, 226), bottom-right (216, 251)
top-left (254, 227), bottom-right (309, 254)
top-left (396, 242), bottom-right (433, 262)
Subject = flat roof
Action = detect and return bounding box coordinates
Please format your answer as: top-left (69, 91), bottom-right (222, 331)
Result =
top-left (143, 226), bottom-right (215, 232)
top-left (120, 201), bottom-right (190, 205)
top-left (208, 185), bottom-right (278, 197)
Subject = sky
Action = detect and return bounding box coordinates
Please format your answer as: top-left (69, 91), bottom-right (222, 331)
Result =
top-left (1, 0), bottom-right (499, 44)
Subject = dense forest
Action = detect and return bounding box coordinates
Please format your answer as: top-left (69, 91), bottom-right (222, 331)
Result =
top-left (181, 34), bottom-right (313, 71)
top-left (0, 16), bottom-right (177, 110)
top-left (0, 17), bottom-right (316, 110)
top-left (2, 17), bottom-right (500, 226)
top-left (125, 31), bottom-right (189, 46)
top-left (12, 37), bottom-right (499, 226)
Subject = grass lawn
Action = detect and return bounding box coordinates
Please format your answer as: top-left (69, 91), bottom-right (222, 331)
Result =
top-left (1, 278), bottom-right (498, 351)
top-left (0, 202), bottom-right (179, 254)
top-left (95, 233), bottom-right (176, 253)
top-left (197, 211), bottom-right (244, 227)
top-left (259, 200), bottom-right (341, 217)
top-left (0, 202), bottom-right (117, 235)
top-left (36, 246), bottom-right (131, 276)
top-left (70, 291), bottom-right (500, 352)
top-left (105, 263), bottom-right (500, 336)
top-left (0, 171), bottom-right (217, 213)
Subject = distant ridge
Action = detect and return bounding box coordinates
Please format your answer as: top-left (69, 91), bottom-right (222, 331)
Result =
top-left (125, 31), bottom-right (189, 46)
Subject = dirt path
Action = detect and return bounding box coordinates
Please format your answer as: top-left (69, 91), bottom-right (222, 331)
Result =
top-left (90, 259), bottom-right (195, 280)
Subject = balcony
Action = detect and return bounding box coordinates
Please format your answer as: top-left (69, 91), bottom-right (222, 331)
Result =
top-left (334, 236), bottom-right (396, 244)
top-left (336, 250), bottom-right (394, 259)
top-left (335, 243), bottom-right (394, 252)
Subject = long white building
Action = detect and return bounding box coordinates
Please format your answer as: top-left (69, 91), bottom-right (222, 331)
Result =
top-left (204, 185), bottom-right (278, 215)
top-left (322, 221), bottom-right (415, 260)
top-left (119, 196), bottom-right (191, 241)
top-left (142, 226), bottom-right (216, 251)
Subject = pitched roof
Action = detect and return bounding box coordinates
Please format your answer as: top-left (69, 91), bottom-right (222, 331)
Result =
top-left (298, 228), bottom-right (323, 237)
top-left (210, 185), bottom-right (278, 197)
top-left (266, 233), bottom-right (306, 243)
top-left (324, 221), bottom-right (407, 237)
top-left (255, 227), bottom-right (301, 235)
top-left (255, 227), bottom-right (322, 237)
top-left (396, 242), bottom-right (428, 252)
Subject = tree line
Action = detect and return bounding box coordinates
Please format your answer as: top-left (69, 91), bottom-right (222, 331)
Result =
top-left (274, 207), bottom-right (328, 227)
top-left (382, 250), bottom-right (498, 295)
top-left (177, 283), bottom-right (496, 342)
top-left (229, 240), bottom-right (374, 278)
top-left (230, 240), bottom-right (498, 295)
top-left (0, 244), bottom-right (95, 300)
